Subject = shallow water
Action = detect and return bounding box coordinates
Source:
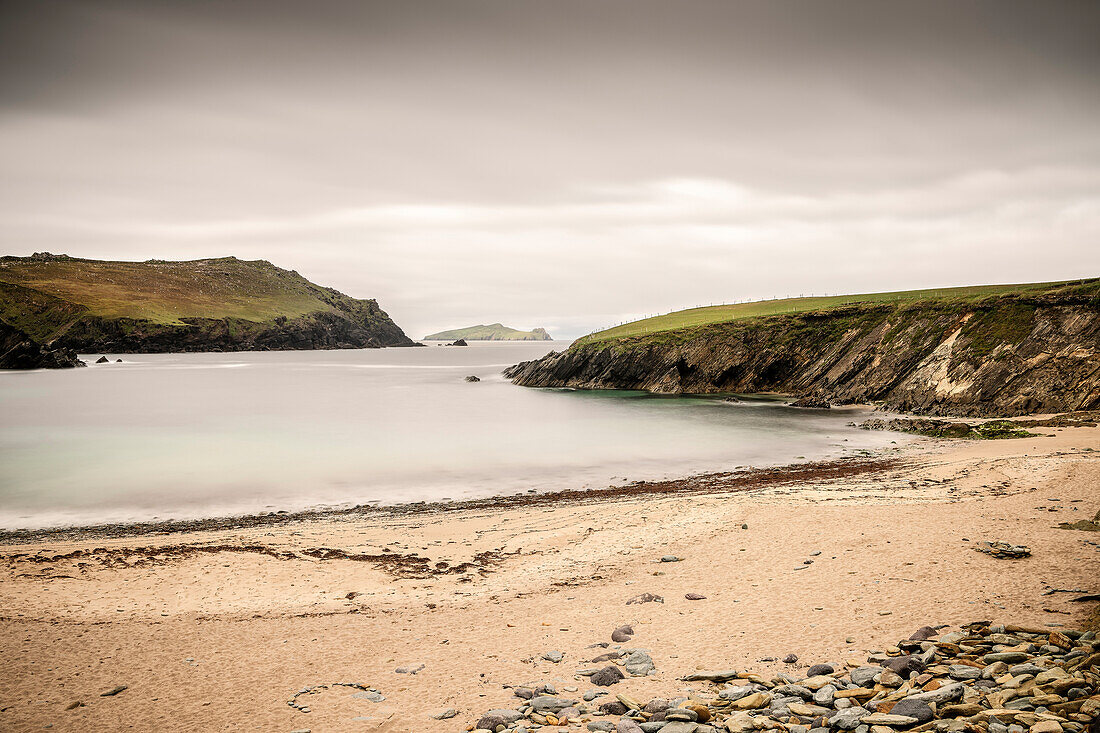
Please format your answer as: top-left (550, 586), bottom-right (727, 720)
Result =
top-left (0, 342), bottom-right (902, 529)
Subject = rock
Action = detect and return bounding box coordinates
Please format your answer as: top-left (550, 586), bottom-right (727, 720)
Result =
top-left (588, 723), bottom-right (615, 732)
top-left (784, 654), bottom-right (800, 664)
top-left (598, 700), bottom-right (628, 715)
top-left (542, 650), bottom-right (564, 663)
top-left (530, 696), bottom-right (573, 713)
top-left (100, 685), bottom-right (127, 697)
top-left (808, 664), bottom-right (835, 676)
top-left (983, 652), bottom-right (1031, 664)
top-left (95, 356), bottom-right (110, 364)
top-left (851, 667), bottom-right (883, 686)
top-left (115, 358), bottom-right (123, 362)
top-left (790, 394), bottom-right (832, 409)
top-left (616, 720), bottom-right (645, 733)
top-left (901, 682), bottom-right (964, 704)
top-left (883, 655), bottom-right (925, 676)
top-left (948, 665), bottom-right (982, 680)
top-left (351, 691), bottom-right (385, 702)
top-left (624, 650), bottom-right (655, 676)
top-left (644, 699), bottom-right (670, 713)
top-left (431, 708), bottom-right (458, 719)
top-left (661, 555), bottom-right (683, 562)
top-left (861, 714), bottom-right (920, 726)
top-left (591, 665), bottom-right (625, 686)
top-left (484, 709), bottom-right (523, 724)
top-left (450, 339), bottom-right (468, 346)
top-left (909, 626), bottom-right (939, 641)
top-left (612, 625), bottom-right (634, 642)
top-left (685, 593), bottom-right (707, 600)
top-left (974, 541), bottom-right (1031, 559)
top-left (394, 664), bottom-right (424, 674)
top-left (476, 713), bottom-right (507, 730)
top-left (830, 708), bottom-right (870, 729)
top-left (731, 692), bottom-right (771, 710)
top-left (659, 723), bottom-right (699, 733)
top-left (1029, 723), bottom-right (1062, 733)
top-left (888, 699), bottom-right (933, 724)
top-left (464, 375), bottom-right (481, 382)
top-left (681, 670), bottom-right (739, 682)
top-left (626, 593), bottom-right (664, 605)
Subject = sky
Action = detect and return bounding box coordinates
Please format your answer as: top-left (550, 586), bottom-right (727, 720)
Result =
top-left (1, 0), bottom-right (1098, 339)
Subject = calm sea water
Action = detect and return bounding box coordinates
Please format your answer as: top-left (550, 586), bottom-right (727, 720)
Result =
top-left (0, 342), bottom-right (902, 530)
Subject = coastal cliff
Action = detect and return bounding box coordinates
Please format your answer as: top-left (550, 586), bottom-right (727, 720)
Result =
top-left (505, 280), bottom-right (1100, 417)
top-left (0, 254), bottom-right (415, 356)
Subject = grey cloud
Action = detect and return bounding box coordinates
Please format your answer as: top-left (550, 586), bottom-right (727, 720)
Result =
top-left (1, 0), bottom-right (1097, 338)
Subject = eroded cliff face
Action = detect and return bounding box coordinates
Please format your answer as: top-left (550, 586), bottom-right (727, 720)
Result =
top-left (0, 321), bottom-right (84, 369)
top-left (505, 292), bottom-right (1100, 417)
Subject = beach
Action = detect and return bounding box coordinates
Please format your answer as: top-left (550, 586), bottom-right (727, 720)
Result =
top-left (1, 425), bottom-right (1097, 732)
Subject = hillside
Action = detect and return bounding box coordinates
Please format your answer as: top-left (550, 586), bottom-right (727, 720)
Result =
top-left (506, 279), bottom-right (1100, 417)
top-left (0, 253), bottom-right (415, 355)
top-left (423, 323), bottom-right (552, 341)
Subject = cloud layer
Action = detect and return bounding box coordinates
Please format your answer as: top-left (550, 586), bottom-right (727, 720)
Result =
top-left (2, 0), bottom-right (1098, 338)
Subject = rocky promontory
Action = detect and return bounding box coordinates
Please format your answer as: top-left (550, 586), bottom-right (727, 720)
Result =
top-left (0, 253), bottom-right (416, 358)
top-left (505, 281), bottom-right (1100, 417)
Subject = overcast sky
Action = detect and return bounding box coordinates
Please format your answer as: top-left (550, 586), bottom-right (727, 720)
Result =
top-left (2, 0), bottom-right (1098, 339)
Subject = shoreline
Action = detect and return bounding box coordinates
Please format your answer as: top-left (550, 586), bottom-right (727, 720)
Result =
top-left (0, 453), bottom-right (900, 545)
top-left (1, 422), bottom-right (1096, 732)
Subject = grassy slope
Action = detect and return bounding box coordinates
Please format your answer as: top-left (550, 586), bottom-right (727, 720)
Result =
top-left (576, 280), bottom-right (1094, 345)
top-left (424, 323), bottom-right (549, 340)
top-left (0, 256), bottom-right (352, 328)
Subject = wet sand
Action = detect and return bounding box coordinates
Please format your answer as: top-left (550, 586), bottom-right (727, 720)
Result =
top-left (1, 426), bottom-right (1097, 732)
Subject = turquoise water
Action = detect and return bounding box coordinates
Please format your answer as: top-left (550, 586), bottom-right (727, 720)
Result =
top-left (0, 342), bottom-right (901, 529)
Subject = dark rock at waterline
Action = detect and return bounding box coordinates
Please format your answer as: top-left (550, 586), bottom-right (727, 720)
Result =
top-left (789, 394), bottom-right (832, 409)
top-left (465, 375), bottom-right (480, 382)
top-left (0, 321), bottom-right (85, 370)
top-left (449, 338), bottom-right (468, 346)
top-left (96, 355), bottom-right (110, 363)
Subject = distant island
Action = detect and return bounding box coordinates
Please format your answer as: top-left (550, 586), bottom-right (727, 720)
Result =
top-left (0, 253), bottom-right (414, 367)
top-left (423, 323), bottom-right (552, 341)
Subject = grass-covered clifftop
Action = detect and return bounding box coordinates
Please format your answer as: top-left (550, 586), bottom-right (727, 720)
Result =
top-left (0, 253), bottom-right (415, 354)
top-left (423, 323), bottom-right (552, 341)
top-left (506, 279), bottom-right (1100, 417)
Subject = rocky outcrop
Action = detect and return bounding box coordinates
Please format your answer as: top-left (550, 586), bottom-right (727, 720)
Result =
top-left (0, 254), bottom-right (416, 354)
top-left (505, 285), bottom-right (1100, 417)
top-left (0, 320), bottom-right (84, 369)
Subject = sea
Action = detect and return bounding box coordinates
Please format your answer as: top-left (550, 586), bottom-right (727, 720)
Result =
top-left (0, 341), bottom-right (904, 530)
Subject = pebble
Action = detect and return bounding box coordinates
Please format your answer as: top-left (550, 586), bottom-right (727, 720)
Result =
top-left (542, 650), bottom-right (564, 663)
top-left (625, 593), bottom-right (664, 605)
top-left (466, 621), bottom-right (1099, 733)
top-left (431, 708), bottom-right (457, 719)
top-left (685, 593), bottom-right (707, 600)
top-left (660, 555), bottom-right (683, 562)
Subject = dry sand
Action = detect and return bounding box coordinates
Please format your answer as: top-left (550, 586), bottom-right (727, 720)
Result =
top-left (1, 426), bottom-right (1098, 732)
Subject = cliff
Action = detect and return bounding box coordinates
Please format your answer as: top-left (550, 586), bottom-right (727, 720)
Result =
top-left (0, 320), bottom-right (84, 369)
top-left (505, 280), bottom-right (1100, 417)
top-left (424, 323), bottom-right (552, 341)
top-left (0, 254), bottom-right (416, 356)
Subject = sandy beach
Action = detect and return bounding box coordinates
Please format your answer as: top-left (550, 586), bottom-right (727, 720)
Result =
top-left (1, 425), bottom-right (1097, 732)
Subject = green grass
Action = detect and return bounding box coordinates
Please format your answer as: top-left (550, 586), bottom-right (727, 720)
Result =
top-left (576, 279), bottom-right (1096, 345)
top-left (0, 255), bottom-right (351, 326)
